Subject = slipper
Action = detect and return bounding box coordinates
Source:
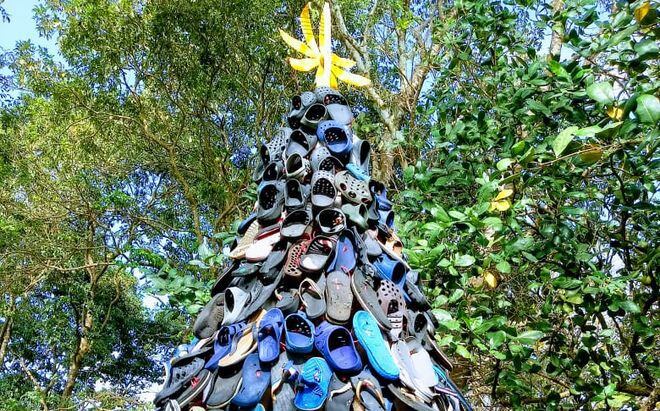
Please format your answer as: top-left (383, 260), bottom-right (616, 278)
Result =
top-left (311, 170), bottom-right (337, 209)
top-left (335, 171), bottom-right (372, 205)
top-left (171, 368), bottom-right (214, 408)
top-left (285, 311), bottom-right (315, 354)
top-left (284, 179), bottom-right (310, 210)
top-left (300, 235), bottom-right (337, 273)
top-left (369, 181), bottom-right (393, 211)
top-left (271, 351), bottom-right (301, 411)
top-left (342, 203), bottom-right (369, 230)
top-left (241, 271), bottom-right (284, 321)
top-left (300, 103), bottom-right (329, 130)
top-left (262, 161), bottom-right (284, 183)
top-left (211, 261), bottom-right (238, 296)
top-left (350, 138), bottom-right (371, 174)
top-left (205, 322), bottom-right (248, 370)
top-left (377, 280), bottom-right (405, 341)
top-left (294, 357), bottom-right (333, 410)
top-left (222, 279), bottom-right (262, 325)
top-left (289, 92), bottom-right (317, 122)
top-left (282, 237), bottom-right (311, 279)
top-left (260, 241), bottom-right (290, 281)
top-left (281, 209), bottom-right (312, 239)
top-left (231, 353), bottom-right (271, 408)
top-left (286, 128), bottom-right (317, 158)
top-left (353, 380), bottom-right (387, 411)
top-left (229, 220), bottom-right (260, 260)
top-left (262, 127), bottom-right (290, 164)
top-left (257, 181), bottom-right (284, 224)
top-left (317, 120), bottom-right (353, 161)
top-left (314, 322), bottom-right (362, 374)
top-left (351, 266), bottom-right (392, 330)
top-left (352, 310), bottom-right (399, 381)
top-left (154, 346), bottom-right (213, 407)
top-left (310, 145), bottom-right (342, 173)
top-left (325, 373), bottom-right (355, 411)
top-left (299, 276), bottom-right (327, 320)
top-left (238, 212), bottom-right (258, 235)
top-left (275, 288), bottom-right (301, 315)
top-left (285, 153), bottom-right (312, 181)
top-left (373, 253), bottom-right (407, 289)
top-left (325, 270), bottom-right (353, 324)
top-left (218, 311), bottom-right (264, 368)
top-left (315, 86), bottom-right (354, 125)
top-left (193, 293), bottom-right (225, 339)
top-left (257, 308), bottom-right (285, 363)
top-left (408, 339), bottom-right (439, 389)
top-left (386, 384), bottom-right (436, 411)
top-left (327, 230), bottom-right (357, 273)
top-left (390, 340), bottom-right (434, 402)
top-left (316, 208), bottom-right (346, 235)
top-left (245, 224), bottom-right (282, 262)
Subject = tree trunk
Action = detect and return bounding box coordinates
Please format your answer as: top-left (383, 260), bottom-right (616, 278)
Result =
top-left (548, 0), bottom-right (565, 59)
top-left (0, 295), bottom-right (15, 368)
top-left (61, 309), bottom-right (93, 401)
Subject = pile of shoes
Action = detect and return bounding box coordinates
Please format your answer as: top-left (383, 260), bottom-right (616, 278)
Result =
top-left (154, 88), bottom-right (472, 411)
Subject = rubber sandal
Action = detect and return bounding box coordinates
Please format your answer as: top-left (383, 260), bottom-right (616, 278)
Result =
top-left (257, 308), bottom-right (285, 363)
top-left (325, 270), bottom-right (353, 324)
top-left (379, 209), bottom-right (395, 229)
top-left (327, 230), bottom-right (357, 273)
top-left (206, 366), bottom-right (243, 410)
top-left (383, 233), bottom-right (404, 257)
top-left (238, 212), bottom-right (258, 235)
top-left (335, 170), bottom-right (372, 204)
top-left (271, 351), bottom-right (301, 411)
top-left (350, 138), bottom-right (371, 175)
top-left (262, 127), bottom-right (290, 164)
top-left (231, 352), bottom-right (271, 407)
top-left (245, 223), bottom-right (282, 262)
top-left (311, 170), bottom-right (337, 209)
top-left (352, 310), bottom-right (399, 381)
top-left (222, 279), bottom-right (262, 325)
top-left (229, 220), bottom-right (260, 260)
top-left (285, 153), bottom-right (311, 181)
top-left (281, 209), bottom-right (312, 240)
top-left (342, 203), bottom-right (369, 230)
top-left (299, 276), bottom-right (327, 320)
top-left (260, 241), bottom-right (290, 281)
top-left (193, 293), bottom-right (225, 339)
top-left (314, 322), bottom-right (362, 374)
top-left (310, 145), bottom-right (342, 173)
top-left (325, 373), bottom-right (355, 411)
top-left (263, 161), bottom-right (284, 182)
top-left (282, 237), bottom-right (311, 279)
top-left (275, 288), bottom-right (301, 315)
top-left (315, 87), bottom-right (354, 126)
top-left (284, 179), bottom-right (310, 210)
top-left (285, 311), bottom-right (315, 354)
top-left (242, 271), bottom-right (284, 322)
top-left (294, 357), bottom-right (332, 411)
top-left (373, 253), bottom-right (407, 289)
top-left (315, 86), bottom-right (348, 106)
top-left (363, 232), bottom-right (383, 257)
top-left (154, 346), bottom-right (213, 407)
top-left (257, 181), bottom-right (284, 224)
top-left (386, 384), bottom-right (437, 411)
top-left (350, 368), bottom-right (386, 411)
top-left (370, 181), bottom-right (392, 211)
top-left (212, 261), bottom-right (238, 296)
top-left (390, 340), bottom-right (434, 403)
top-left (300, 235), bottom-right (337, 273)
top-left (205, 322), bottom-right (248, 370)
top-left (347, 163), bottom-right (370, 182)
top-left (219, 311), bottom-right (264, 367)
top-left (316, 207), bottom-right (346, 235)
top-left (377, 280), bottom-right (405, 341)
top-left (408, 339), bottom-right (439, 389)
top-left (286, 128), bottom-right (317, 158)
top-left (351, 266), bottom-right (391, 330)
top-left (317, 120), bottom-right (353, 161)
top-left (289, 92), bottom-right (317, 121)
top-left (173, 367), bottom-right (214, 408)
top-left (300, 103), bottom-right (328, 130)
top-left (353, 380), bottom-right (387, 411)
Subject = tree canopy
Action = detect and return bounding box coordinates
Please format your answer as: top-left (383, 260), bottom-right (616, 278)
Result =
top-left (0, 0), bottom-right (658, 409)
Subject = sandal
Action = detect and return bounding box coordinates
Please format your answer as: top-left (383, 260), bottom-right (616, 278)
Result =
top-left (299, 276), bottom-right (327, 320)
top-left (353, 380), bottom-right (386, 411)
top-left (353, 311), bottom-right (399, 381)
top-left (315, 87), bottom-right (354, 126)
top-left (257, 308), bottom-right (285, 363)
top-left (294, 357), bottom-right (333, 411)
top-left (370, 180), bottom-right (392, 211)
top-left (193, 293), bottom-right (225, 339)
top-left (282, 237), bottom-right (311, 279)
top-left (351, 266), bottom-right (391, 330)
top-left (335, 170), bottom-right (372, 204)
top-left (300, 103), bottom-right (328, 130)
top-left (377, 280), bottom-right (406, 341)
top-left (284, 179), bottom-right (310, 210)
top-left (288, 92), bottom-right (317, 121)
top-left (285, 153), bottom-right (311, 181)
top-left (262, 127), bottom-right (290, 164)
top-left (285, 311), bottom-right (315, 354)
top-left (281, 209), bottom-right (312, 240)
top-left (275, 288), bottom-right (301, 315)
top-left (231, 352), bottom-right (272, 407)
top-left (314, 321), bottom-right (362, 374)
top-left (300, 235), bottom-right (337, 273)
top-left (327, 230), bottom-right (357, 273)
top-left (317, 120), bottom-right (353, 161)
top-left (316, 207), bottom-right (346, 235)
top-left (229, 220), bottom-right (260, 260)
top-left (350, 138), bottom-right (371, 175)
top-left (310, 145), bottom-right (342, 173)
top-left (311, 170), bottom-right (337, 209)
top-left (245, 222), bottom-right (282, 262)
top-left (286, 128), bottom-right (317, 158)
top-left (325, 270), bottom-right (354, 324)
top-left (342, 203), bottom-right (369, 231)
top-left (257, 181), bottom-right (284, 224)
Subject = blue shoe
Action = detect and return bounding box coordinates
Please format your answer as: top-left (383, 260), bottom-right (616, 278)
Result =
top-left (285, 311), bottom-right (315, 354)
top-left (231, 353), bottom-right (271, 407)
top-left (313, 321), bottom-right (362, 374)
top-left (257, 308), bottom-right (285, 363)
top-left (353, 311), bottom-right (399, 381)
top-left (373, 253), bottom-right (407, 289)
top-left (294, 357), bottom-right (332, 410)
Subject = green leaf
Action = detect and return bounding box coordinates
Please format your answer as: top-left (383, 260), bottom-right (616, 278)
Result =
top-left (618, 300), bottom-right (641, 314)
top-left (548, 60), bottom-right (570, 80)
top-left (586, 82), bottom-right (614, 105)
top-left (496, 158), bottom-right (514, 171)
top-left (448, 210), bottom-right (466, 220)
top-left (454, 254), bottom-right (476, 267)
top-left (454, 344), bottom-right (472, 359)
top-left (552, 126), bottom-right (578, 157)
top-left (496, 261), bottom-right (511, 274)
top-left (635, 94), bottom-right (660, 124)
top-left (482, 217), bottom-right (503, 231)
top-left (634, 39), bottom-right (659, 57)
top-left (487, 330), bottom-right (507, 348)
top-left (516, 330), bottom-right (544, 345)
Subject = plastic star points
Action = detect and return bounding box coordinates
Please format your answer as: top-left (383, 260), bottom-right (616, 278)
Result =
top-left (279, 2), bottom-right (371, 89)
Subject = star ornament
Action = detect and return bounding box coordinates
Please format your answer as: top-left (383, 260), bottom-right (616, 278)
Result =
top-left (279, 2), bottom-right (371, 89)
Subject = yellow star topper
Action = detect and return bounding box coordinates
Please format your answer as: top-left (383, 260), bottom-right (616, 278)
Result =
top-left (279, 2), bottom-right (371, 89)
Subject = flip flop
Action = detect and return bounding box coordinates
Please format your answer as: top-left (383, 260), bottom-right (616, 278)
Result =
top-left (325, 373), bottom-right (354, 411)
top-left (211, 260), bottom-right (238, 296)
top-left (275, 288), bottom-right (301, 315)
top-left (231, 353), bottom-right (271, 408)
top-left (171, 368), bottom-right (214, 408)
top-left (327, 230), bottom-right (357, 273)
top-left (300, 103), bottom-right (329, 130)
top-left (294, 357), bottom-right (333, 411)
top-left (310, 145), bottom-right (342, 173)
top-left (353, 380), bottom-right (387, 411)
top-left (300, 235), bottom-right (337, 273)
top-left (241, 271), bottom-right (284, 322)
top-left (281, 209), bottom-right (312, 239)
top-left (218, 311), bottom-right (263, 368)
top-left (316, 207), bottom-right (346, 235)
top-left (282, 237), bottom-right (311, 279)
top-left (325, 270), bottom-right (353, 324)
top-left (286, 128), bottom-right (318, 158)
top-left (342, 203), bottom-right (369, 230)
top-left (311, 170), bottom-right (337, 209)
top-left (314, 322), bottom-right (363, 374)
top-left (245, 223), bottom-right (282, 262)
top-left (299, 276), bottom-right (327, 320)
top-left (317, 120), bottom-right (353, 161)
top-left (193, 293), bottom-right (225, 339)
top-left (257, 308), bottom-right (285, 363)
top-left (229, 220), bottom-right (260, 260)
top-left (351, 266), bottom-right (392, 330)
top-left (271, 353), bottom-right (301, 411)
top-left (377, 280), bottom-right (405, 341)
top-left (285, 311), bottom-right (315, 354)
top-left (285, 153), bottom-right (312, 181)
top-left (205, 322), bottom-right (248, 370)
top-left (352, 310), bottom-right (399, 381)
top-left (257, 181), bottom-right (284, 224)
top-left (335, 171), bottom-right (372, 205)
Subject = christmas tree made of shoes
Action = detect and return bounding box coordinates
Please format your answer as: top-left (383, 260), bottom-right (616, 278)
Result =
top-left (153, 4), bottom-right (471, 411)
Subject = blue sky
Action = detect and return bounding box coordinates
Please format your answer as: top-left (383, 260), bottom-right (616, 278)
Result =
top-left (1, 0), bottom-right (58, 53)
